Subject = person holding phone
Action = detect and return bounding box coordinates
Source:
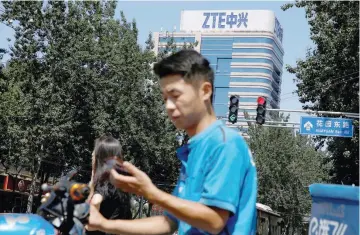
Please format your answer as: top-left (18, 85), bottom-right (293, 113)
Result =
top-left (86, 135), bottom-right (132, 235)
top-left (87, 50), bottom-right (257, 235)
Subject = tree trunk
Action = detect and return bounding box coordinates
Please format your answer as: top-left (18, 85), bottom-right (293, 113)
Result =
top-left (26, 156), bottom-right (42, 213)
top-left (35, 170), bottom-right (49, 209)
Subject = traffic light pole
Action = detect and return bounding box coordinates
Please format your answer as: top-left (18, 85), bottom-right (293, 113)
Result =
top-left (246, 124), bottom-right (298, 129)
top-left (215, 103), bottom-right (359, 118)
top-left (266, 108), bottom-right (359, 118)
top-left (218, 97), bottom-right (358, 131)
top-left (218, 117), bottom-right (300, 125)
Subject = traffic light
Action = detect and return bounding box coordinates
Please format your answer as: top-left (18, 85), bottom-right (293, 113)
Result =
top-left (228, 95), bottom-right (239, 124)
top-left (256, 96), bottom-right (267, 125)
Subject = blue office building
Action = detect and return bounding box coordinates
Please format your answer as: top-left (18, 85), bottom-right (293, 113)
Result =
top-left (153, 10), bottom-right (284, 134)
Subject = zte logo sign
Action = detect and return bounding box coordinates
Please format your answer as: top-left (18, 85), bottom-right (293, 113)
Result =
top-left (202, 12), bottom-right (249, 29)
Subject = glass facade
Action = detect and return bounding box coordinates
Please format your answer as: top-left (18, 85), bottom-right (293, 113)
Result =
top-left (154, 22), bottom-right (284, 134)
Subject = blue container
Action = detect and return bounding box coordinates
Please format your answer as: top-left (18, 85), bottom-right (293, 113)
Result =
top-left (0, 213), bottom-right (57, 235)
top-left (309, 183), bottom-right (359, 235)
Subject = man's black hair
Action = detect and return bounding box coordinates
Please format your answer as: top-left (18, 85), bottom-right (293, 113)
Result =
top-left (153, 49), bottom-right (214, 104)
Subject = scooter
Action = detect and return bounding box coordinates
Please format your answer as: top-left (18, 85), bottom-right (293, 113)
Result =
top-left (0, 170), bottom-right (90, 235)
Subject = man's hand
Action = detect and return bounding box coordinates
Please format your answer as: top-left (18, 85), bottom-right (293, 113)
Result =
top-left (109, 161), bottom-right (159, 200)
top-left (86, 204), bottom-right (106, 232)
top-left (109, 161), bottom-right (230, 234)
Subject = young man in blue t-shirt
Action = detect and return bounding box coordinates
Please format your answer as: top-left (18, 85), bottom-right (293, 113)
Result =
top-left (87, 50), bottom-right (257, 235)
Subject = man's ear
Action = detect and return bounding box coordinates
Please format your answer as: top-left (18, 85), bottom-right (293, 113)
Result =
top-left (201, 81), bottom-right (213, 103)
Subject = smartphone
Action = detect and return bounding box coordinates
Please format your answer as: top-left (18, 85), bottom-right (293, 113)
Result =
top-left (104, 159), bottom-right (131, 176)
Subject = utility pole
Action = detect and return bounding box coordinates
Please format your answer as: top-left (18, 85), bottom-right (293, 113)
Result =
top-left (219, 117), bottom-right (301, 128)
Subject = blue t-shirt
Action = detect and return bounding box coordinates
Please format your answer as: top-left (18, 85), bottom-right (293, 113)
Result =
top-left (164, 120), bottom-right (257, 235)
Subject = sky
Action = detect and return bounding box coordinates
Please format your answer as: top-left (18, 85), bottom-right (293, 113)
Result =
top-left (0, 0), bottom-right (314, 123)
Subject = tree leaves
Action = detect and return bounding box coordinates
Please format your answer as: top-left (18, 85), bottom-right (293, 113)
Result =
top-left (0, 1), bottom-right (182, 205)
top-left (282, 1), bottom-right (359, 185)
top-left (248, 123), bottom-right (330, 232)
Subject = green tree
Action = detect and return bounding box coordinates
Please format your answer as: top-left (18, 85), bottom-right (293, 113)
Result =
top-left (0, 76), bottom-right (30, 192)
top-left (247, 118), bottom-right (330, 234)
top-left (0, 0), bottom-right (52, 212)
top-left (281, 1), bottom-right (359, 185)
top-left (156, 33), bottom-right (199, 61)
top-left (0, 1), bottom-right (185, 212)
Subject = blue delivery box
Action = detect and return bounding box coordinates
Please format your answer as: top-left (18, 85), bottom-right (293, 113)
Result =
top-left (308, 183), bottom-right (359, 235)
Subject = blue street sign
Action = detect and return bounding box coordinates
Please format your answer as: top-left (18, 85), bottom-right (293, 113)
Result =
top-left (300, 116), bottom-right (354, 138)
